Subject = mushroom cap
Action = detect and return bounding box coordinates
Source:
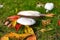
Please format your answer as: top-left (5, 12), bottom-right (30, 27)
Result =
top-left (17, 11), bottom-right (40, 16)
top-left (44, 3), bottom-right (54, 10)
top-left (17, 17), bottom-right (36, 25)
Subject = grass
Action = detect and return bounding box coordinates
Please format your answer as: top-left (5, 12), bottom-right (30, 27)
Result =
top-left (0, 0), bottom-right (60, 40)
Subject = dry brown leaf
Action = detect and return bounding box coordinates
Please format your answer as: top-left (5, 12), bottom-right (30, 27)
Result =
top-left (42, 19), bottom-right (51, 27)
top-left (45, 14), bottom-right (55, 17)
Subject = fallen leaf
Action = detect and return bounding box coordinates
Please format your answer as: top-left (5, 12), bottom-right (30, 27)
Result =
top-left (15, 23), bottom-right (22, 31)
top-left (24, 25), bottom-right (34, 34)
top-left (1, 36), bottom-right (9, 40)
top-left (26, 35), bottom-right (36, 40)
top-left (42, 19), bottom-right (51, 27)
top-left (45, 14), bottom-right (55, 17)
top-left (58, 20), bottom-right (60, 26)
top-left (48, 28), bottom-right (53, 31)
top-left (3, 32), bottom-right (32, 39)
top-left (39, 29), bottom-right (46, 32)
top-left (11, 20), bottom-right (17, 27)
top-left (7, 15), bottom-right (20, 21)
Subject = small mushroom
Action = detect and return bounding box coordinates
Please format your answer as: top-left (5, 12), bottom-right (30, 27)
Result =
top-left (44, 3), bottom-right (54, 12)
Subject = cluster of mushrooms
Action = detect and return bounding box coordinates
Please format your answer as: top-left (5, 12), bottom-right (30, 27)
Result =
top-left (1, 2), bottom-right (55, 40)
top-left (2, 11), bottom-right (44, 40)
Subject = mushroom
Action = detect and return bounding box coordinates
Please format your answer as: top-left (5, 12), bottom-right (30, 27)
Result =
top-left (17, 17), bottom-right (36, 25)
top-left (17, 17), bottom-right (36, 34)
top-left (17, 11), bottom-right (55, 18)
top-left (17, 11), bottom-right (45, 18)
top-left (44, 3), bottom-right (54, 13)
